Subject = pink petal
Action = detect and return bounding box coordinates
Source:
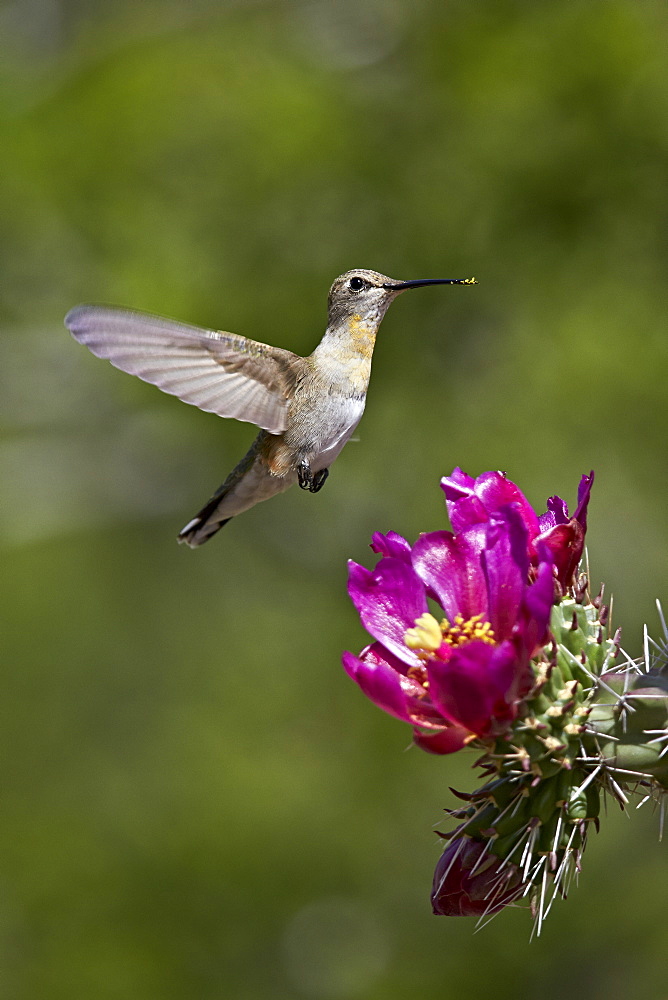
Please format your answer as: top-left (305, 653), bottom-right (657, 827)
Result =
top-left (411, 528), bottom-right (488, 623)
top-left (480, 510), bottom-right (527, 640)
top-left (426, 640), bottom-right (520, 736)
top-left (473, 471), bottom-right (540, 539)
top-left (413, 726), bottom-right (472, 755)
top-left (370, 530), bottom-right (412, 562)
top-left (347, 557), bottom-right (427, 666)
top-left (342, 646), bottom-right (413, 723)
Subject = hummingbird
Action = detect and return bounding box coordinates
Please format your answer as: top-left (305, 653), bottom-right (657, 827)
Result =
top-left (65, 269), bottom-right (475, 546)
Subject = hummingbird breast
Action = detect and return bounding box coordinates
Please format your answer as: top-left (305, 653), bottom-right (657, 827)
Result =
top-left (281, 389), bottom-right (366, 473)
top-left (258, 336), bottom-right (374, 478)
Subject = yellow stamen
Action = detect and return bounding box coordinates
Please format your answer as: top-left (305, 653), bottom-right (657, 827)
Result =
top-left (406, 664), bottom-right (429, 692)
top-left (404, 613), bottom-right (442, 652)
top-left (441, 613), bottom-right (496, 647)
top-left (404, 611), bottom-right (496, 657)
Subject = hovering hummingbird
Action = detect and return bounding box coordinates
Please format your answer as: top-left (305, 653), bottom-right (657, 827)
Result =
top-left (65, 269), bottom-right (475, 546)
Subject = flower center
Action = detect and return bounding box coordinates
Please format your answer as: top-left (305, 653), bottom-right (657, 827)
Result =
top-left (404, 611), bottom-right (496, 658)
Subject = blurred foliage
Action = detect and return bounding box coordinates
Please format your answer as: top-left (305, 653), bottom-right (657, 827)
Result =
top-left (1, 0), bottom-right (668, 997)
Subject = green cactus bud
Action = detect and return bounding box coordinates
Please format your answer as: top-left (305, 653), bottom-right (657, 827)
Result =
top-left (566, 784), bottom-right (589, 822)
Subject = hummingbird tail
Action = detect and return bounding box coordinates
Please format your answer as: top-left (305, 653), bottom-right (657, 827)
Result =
top-left (176, 432), bottom-right (294, 547)
top-left (177, 437), bottom-right (263, 547)
top-left (177, 513), bottom-right (233, 547)
top-left (177, 490), bottom-right (233, 547)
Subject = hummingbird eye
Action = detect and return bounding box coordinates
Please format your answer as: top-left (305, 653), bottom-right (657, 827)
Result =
top-left (348, 277), bottom-right (365, 292)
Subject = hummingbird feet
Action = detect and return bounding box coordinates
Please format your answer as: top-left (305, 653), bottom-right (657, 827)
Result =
top-left (310, 468), bottom-right (329, 493)
top-left (297, 461), bottom-right (329, 494)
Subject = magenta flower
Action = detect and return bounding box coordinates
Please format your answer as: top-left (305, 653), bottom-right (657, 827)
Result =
top-left (441, 468), bottom-right (593, 593)
top-left (343, 484), bottom-right (557, 752)
top-left (431, 838), bottom-right (523, 916)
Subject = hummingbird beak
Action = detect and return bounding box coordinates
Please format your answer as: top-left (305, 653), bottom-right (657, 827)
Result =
top-left (382, 278), bottom-right (477, 291)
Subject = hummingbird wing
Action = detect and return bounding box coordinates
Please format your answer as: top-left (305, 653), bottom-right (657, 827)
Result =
top-left (65, 305), bottom-right (300, 434)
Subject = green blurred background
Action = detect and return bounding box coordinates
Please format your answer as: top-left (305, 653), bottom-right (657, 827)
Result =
top-left (2, 1), bottom-right (667, 996)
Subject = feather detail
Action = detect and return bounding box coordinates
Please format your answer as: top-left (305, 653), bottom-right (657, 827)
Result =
top-left (65, 304), bottom-right (302, 434)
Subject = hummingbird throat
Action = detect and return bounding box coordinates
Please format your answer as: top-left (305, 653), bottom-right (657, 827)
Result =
top-left (347, 313), bottom-right (378, 360)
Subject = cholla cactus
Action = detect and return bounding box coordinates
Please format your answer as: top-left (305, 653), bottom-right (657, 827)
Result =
top-left (343, 469), bottom-right (668, 930)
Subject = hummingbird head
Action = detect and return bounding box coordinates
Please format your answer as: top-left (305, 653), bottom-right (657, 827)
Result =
top-left (327, 269), bottom-right (476, 330)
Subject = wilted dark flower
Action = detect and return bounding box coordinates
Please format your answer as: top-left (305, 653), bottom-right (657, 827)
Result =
top-left (431, 837), bottom-right (523, 916)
